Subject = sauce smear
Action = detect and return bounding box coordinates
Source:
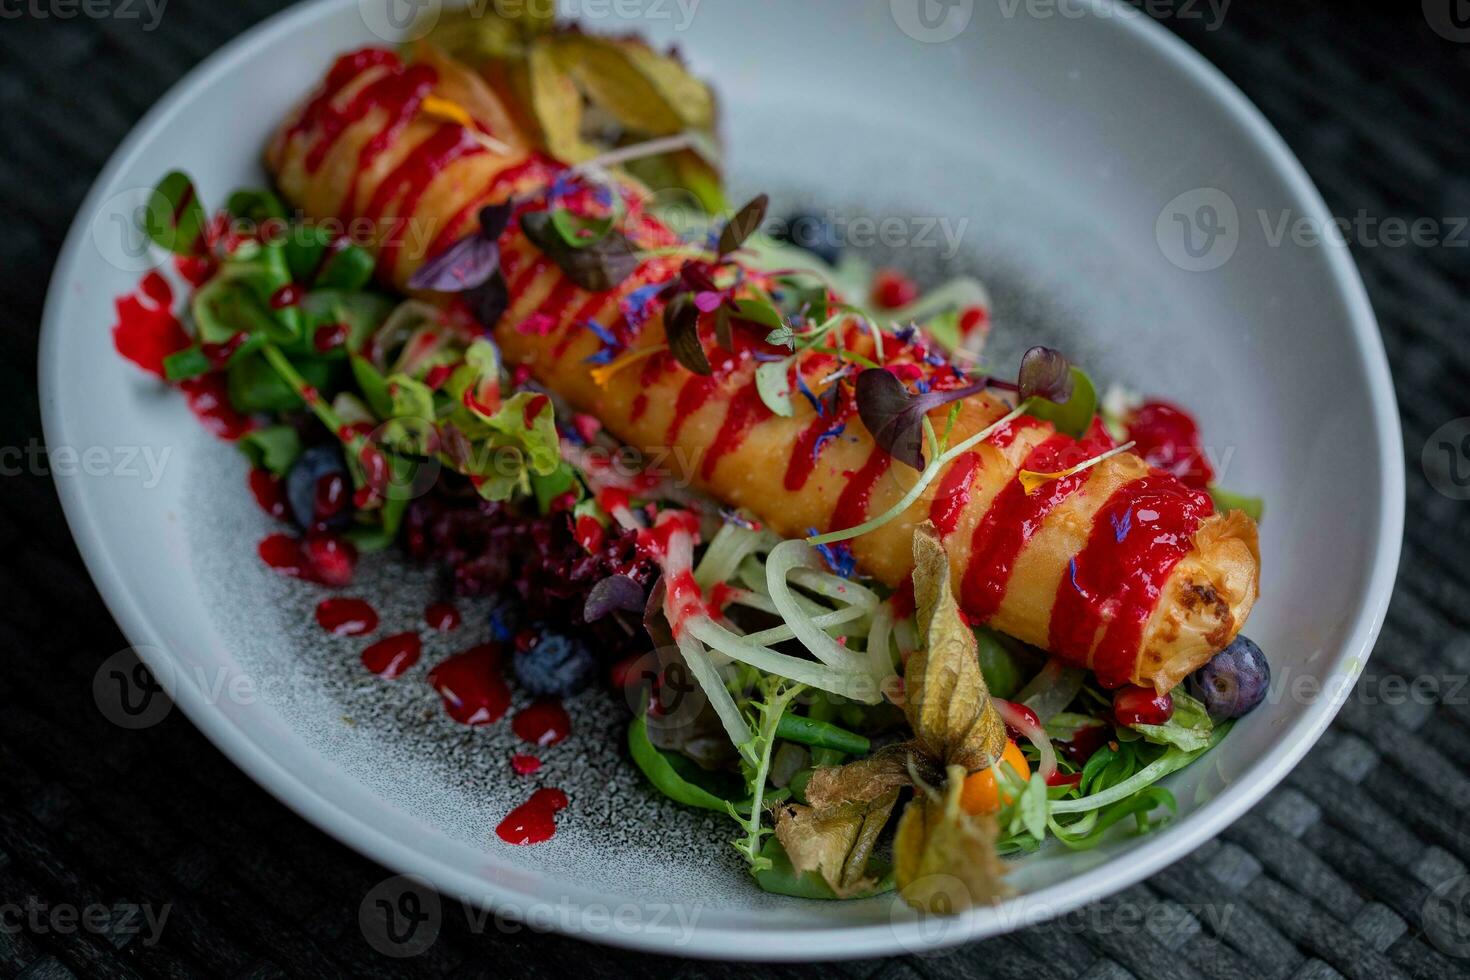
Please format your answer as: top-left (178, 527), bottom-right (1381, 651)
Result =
top-left (960, 425), bottom-right (1113, 621)
top-left (496, 788), bottom-right (568, 846)
top-left (112, 272), bottom-right (190, 377)
top-left (1048, 475), bottom-right (1214, 687)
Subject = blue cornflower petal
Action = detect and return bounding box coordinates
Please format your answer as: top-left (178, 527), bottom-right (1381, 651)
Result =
top-left (811, 421), bottom-right (847, 461)
top-left (1111, 508), bottom-right (1133, 543)
top-left (582, 319), bottom-right (620, 347)
top-left (796, 372), bottom-right (823, 415)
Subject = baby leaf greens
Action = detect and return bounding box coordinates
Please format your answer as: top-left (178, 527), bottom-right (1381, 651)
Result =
top-left (1023, 354), bottom-right (1098, 439)
top-left (143, 171), bottom-right (208, 256)
top-left (775, 525), bottom-right (1010, 911)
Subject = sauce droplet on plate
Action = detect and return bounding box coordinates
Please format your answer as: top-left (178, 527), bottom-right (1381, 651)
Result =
top-left (248, 470), bottom-right (289, 521)
top-left (361, 632), bottom-right (421, 679)
top-left (512, 700), bottom-right (571, 747)
top-left (428, 645), bottom-right (510, 725)
top-left (496, 788), bottom-right (568, 845)
top-left (425, 602), bottom-right (461, 632)
top-left (316, 598), bottom-right (379, 637)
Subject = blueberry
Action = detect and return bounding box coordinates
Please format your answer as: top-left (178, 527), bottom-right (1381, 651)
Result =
top-left (512, 631), bottom-right (597, 697)
top-left (777, 210), bottom-right (842, 266)
top-left (285, 444), bottom-right (352, 532)
top-left (1188, 635), bottom-right (1270, 719)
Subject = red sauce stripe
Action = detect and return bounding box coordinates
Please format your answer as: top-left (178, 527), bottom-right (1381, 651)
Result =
top-left (960, 423), bottom-right (1115, 621)
top-left (425, 154), bottom-right (562, 260)
top-left (1048, 475), bottom-right (1214, 688)
top-left (928, 451), bottom-right (981, 538)
top-left (370, 127), bottom-right (486, 274)
top-left (828, 446), bottom-right (893, 533)
top-left (667, 375), bottom-right (719, 444)
top-left (700, 384), bottom-right (774, 481)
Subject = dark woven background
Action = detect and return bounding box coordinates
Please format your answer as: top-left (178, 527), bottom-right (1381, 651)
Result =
top-left (3, 1), bottom-right (1468, 977)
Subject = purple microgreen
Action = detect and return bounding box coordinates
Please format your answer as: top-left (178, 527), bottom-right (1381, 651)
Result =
top-left (585, 574), bottom-right (647, 622)
top-left (1018, 346), bottom-right (1075, 404)
top-left (855, 368), bottom-right (989, 470)
top-left (521, 210), bottom-right (638, 292)
top-left (462, 272), bottom-right (509, 328)
top-left (664, 292), bottom-right (712, 376)
top-left (717, 193), bottom-right (769, 256)
top-left (408, 203), bottom-right (513, 292)
top-left (714, 305), bottom-right (734, 352)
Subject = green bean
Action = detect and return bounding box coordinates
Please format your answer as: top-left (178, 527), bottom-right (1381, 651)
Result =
top-left (775, 714), bottom-right (870, 756)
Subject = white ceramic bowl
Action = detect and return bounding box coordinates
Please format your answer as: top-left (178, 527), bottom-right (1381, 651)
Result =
top-left (40, 0), bottom-right (1403, 960)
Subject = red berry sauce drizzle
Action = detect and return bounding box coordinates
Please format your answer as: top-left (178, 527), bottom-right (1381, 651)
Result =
top-left (425, 602), bottom-right (462, 631)
top-left (512, 700), bottom-right (571, 747)
top-left (495, 788), bottom-right (568, 846)
top-left (361, 632), bottom-right (422, 679)
top-left (427, 644), bottom-right (511, 726)
top-left (315, 598), bottom-right (379, 637)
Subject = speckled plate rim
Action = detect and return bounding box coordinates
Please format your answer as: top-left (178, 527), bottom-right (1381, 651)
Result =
top-left (40, 0), bottom-right (1405, 961)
